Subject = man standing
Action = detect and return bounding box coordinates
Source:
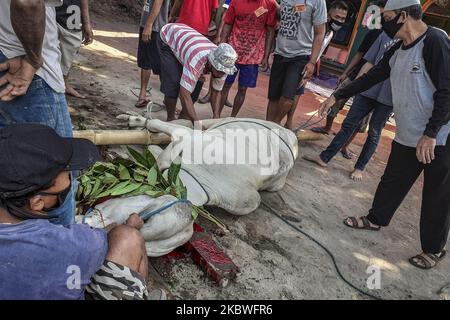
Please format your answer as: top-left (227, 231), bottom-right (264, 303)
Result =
top-left (311, 0), bottom-right (387, 160)
top-left (56, 0), bottom-right (94, 99)
top-left (0, 0), bottom-right (75, 226)
top-left (285, 0), bottom-right (349, 129)
top-left (135, 0), bottom-right (171, 108)
top-left (304, 31), bottom-right (397, 182)
top-left (219, 0), bottom-right (278, 117)
top-left (266, 0), bottom-right (327, 124)
top-left (158, 23), bottom-right (237, 122)
top-left (319, 0), bottom-right (450, 269)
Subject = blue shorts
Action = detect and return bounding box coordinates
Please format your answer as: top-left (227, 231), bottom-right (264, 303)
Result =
top-left (225, 64), bottom-right (259, 88)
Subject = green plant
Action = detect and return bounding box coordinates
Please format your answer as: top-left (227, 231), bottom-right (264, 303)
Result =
top-left (76, 147), bottom-right (228, 232)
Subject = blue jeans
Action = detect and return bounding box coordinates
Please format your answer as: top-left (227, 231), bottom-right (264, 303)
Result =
top-left (0, 52), bottom-right (76, 226)
top-left (320, 94), bottom-right (393, 171)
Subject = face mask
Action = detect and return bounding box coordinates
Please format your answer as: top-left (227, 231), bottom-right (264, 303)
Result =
top-left (382, 13), bottom-right (404, 39)
top-left (329, 19), bottom-right (344, 32)
top-left (38, 182), bottom-right (72, 213)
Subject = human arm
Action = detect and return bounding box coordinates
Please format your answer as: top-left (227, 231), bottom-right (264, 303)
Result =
top-left (179, 86), bottom-right (199, 123)
top-left (169, 0), bottom-right (182, 22)
top-left (142, 0), bottom-right (164, 42)
top-left (0, 0), bottom-right (46, 101)
top-left (261, 27), bottom-right (275, 71)
top-left (81, 0), bottom-right (94, 45)
top-left (338, 52), bottom-right (363, 84)
top-left (416, 29), bottom-right (450, 164)
top-left (301, 23), bottom-right (325, 85)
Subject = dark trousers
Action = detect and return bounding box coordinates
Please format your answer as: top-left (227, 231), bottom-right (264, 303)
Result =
top-left (367, 139), bottom-right (450, 254)
top-left (320, 94), bottom-right (393, 170)
top-left (157, 36), bottom-right (203, 102)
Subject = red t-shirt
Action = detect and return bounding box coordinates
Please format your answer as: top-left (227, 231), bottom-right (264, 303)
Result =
top-left (177, 0), bottom-right (219, 36)
top-left (224, 0), bottom-right (278, 65)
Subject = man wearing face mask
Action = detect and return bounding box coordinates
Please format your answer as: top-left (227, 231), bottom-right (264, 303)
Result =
top-left (319, 0), bottom-right (450, 270)
top-left (284, 0), bottom-right (349, 130)
top-left (0, 124), bottom-right (164, 300)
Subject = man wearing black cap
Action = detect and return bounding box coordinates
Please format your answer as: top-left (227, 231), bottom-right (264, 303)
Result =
top-left (0, 124), bottom-right (155, 300)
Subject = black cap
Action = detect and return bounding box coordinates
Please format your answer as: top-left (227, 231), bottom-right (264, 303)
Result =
top-left (0, 124), bottom-right (101, 200)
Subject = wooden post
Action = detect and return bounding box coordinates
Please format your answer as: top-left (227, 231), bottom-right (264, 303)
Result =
top-left (73, 130), bottom-right (171, 145)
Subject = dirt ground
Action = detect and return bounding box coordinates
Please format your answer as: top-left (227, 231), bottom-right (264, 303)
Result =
top-left (67, 11), bottom-right (449, 300)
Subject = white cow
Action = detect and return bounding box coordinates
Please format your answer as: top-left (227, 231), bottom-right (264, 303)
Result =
top-left (83, 195), bottom-right (194, 257)
top-left (118, 116), bottom-right (299, 215)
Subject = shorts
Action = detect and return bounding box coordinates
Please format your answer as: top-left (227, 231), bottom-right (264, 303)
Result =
top-left (268, 54), bottom-right (309, 101)
top-left (85, 260), bottom-right (149, 300)
top-left (137, 28), bottom-right (161, 75)
top-left (157, 36), bottom-right (203, 102)
top-left (57, 24), bottom-right (83, 76)
top-left (225, 64), bottom-right (259, 88)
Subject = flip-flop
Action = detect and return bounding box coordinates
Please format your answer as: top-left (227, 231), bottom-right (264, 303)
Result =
top-left (409, 250), bottom-right (447, 270)
top-left (341, 150), bottom-right (354, 160)
top-left (135, 99), bottom-right (151, 108)
top-left (311, 127), bottom-right (331, 135)
top-left (343, 216), bottom-right (381, 231)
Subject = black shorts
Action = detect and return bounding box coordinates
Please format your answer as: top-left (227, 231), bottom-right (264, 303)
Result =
top-left (137, 28), bottom-right (161, 75)
top-left (157, 35), bottom-right (204, 102)
top-left (268, 54), bottom-right (309, 101)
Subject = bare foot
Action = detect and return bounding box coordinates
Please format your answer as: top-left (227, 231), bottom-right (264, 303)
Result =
top-left (350, 169), bottom-right (363, 181)
top-left (65, 84), bottom-right (86, 99)
top-left (303, 154), bottom-right (328, 167)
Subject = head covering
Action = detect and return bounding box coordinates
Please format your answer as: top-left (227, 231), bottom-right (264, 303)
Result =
top-left (384, 0), bottom-right (421, 11)
top-left (208, 43), bottom-right (238, 75)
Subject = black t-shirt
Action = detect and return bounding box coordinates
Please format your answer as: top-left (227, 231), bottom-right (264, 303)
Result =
top-left (56, 0), bottom-right (82, 31)
top-left (348, 29), bottom-right (382, 80)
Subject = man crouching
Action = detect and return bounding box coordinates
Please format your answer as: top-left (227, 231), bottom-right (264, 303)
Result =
top-left (0, 124), bottom-right (163, 300)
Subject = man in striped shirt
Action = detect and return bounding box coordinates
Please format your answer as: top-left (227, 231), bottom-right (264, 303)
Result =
top-left (158, 23), bottom-right (237, 122)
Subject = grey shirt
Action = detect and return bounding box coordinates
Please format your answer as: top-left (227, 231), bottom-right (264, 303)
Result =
top-left (140, 0), bottom-right (170, 32)
top-left (335, 27), bottom-right (450, 147)
top-left (360, 32), bottom-right (397, 107)
top-left (0, 0), bottom-right (65, 93)
top-left (275, 0), bottom-right (328, 58)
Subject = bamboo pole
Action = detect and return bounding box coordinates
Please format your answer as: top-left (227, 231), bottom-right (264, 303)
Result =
top-left (73, 130), bottom-right (171, 145)
top-left (74, 128), bottom-right (323, 145)
top-left (296, 130), bottom-right (324, 141)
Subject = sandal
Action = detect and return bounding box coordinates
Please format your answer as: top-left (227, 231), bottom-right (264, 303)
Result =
top-left (135, 98), bottom-right (151, 108)
top-left (343, 216), bottom-right (381, 231)
top-left (409, 250), bottom-right (447, 270)
top-left (341, 149), bottom-right (354, 160)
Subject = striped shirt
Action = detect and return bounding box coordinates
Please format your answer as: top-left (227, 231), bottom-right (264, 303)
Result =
top-left (160, 23), bottom-right (226, 93)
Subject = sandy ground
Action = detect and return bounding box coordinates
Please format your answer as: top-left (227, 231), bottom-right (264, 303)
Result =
top-left (67, 12), bottom-right (449, 300)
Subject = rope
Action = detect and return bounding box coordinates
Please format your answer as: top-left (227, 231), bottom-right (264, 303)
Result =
top-left (138, 199), bottom-right (191, 221)
top-left (292, 108), bottom-right (332, 133)
top-left (260, 200), bottom-right (383, 300)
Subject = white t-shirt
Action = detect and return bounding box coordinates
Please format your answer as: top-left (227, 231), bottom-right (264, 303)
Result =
top-left (0, 0), bottom-right (65, 93)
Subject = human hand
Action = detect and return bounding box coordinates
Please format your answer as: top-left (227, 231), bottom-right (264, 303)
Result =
top-left (0, 56), bottom-right (39, 101)
top-left (416, 135), bottom-right (436, 164)
top-left (82, 23), bottom-right (94, 45)
top-left (142, 23), bottom-right (153, 43)
top-left (125, 213), bottom-right (145, 230)
top-left (319, 95), bottom-right (336, 117)
top-left (299, 61), bottom-right (315, 87)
